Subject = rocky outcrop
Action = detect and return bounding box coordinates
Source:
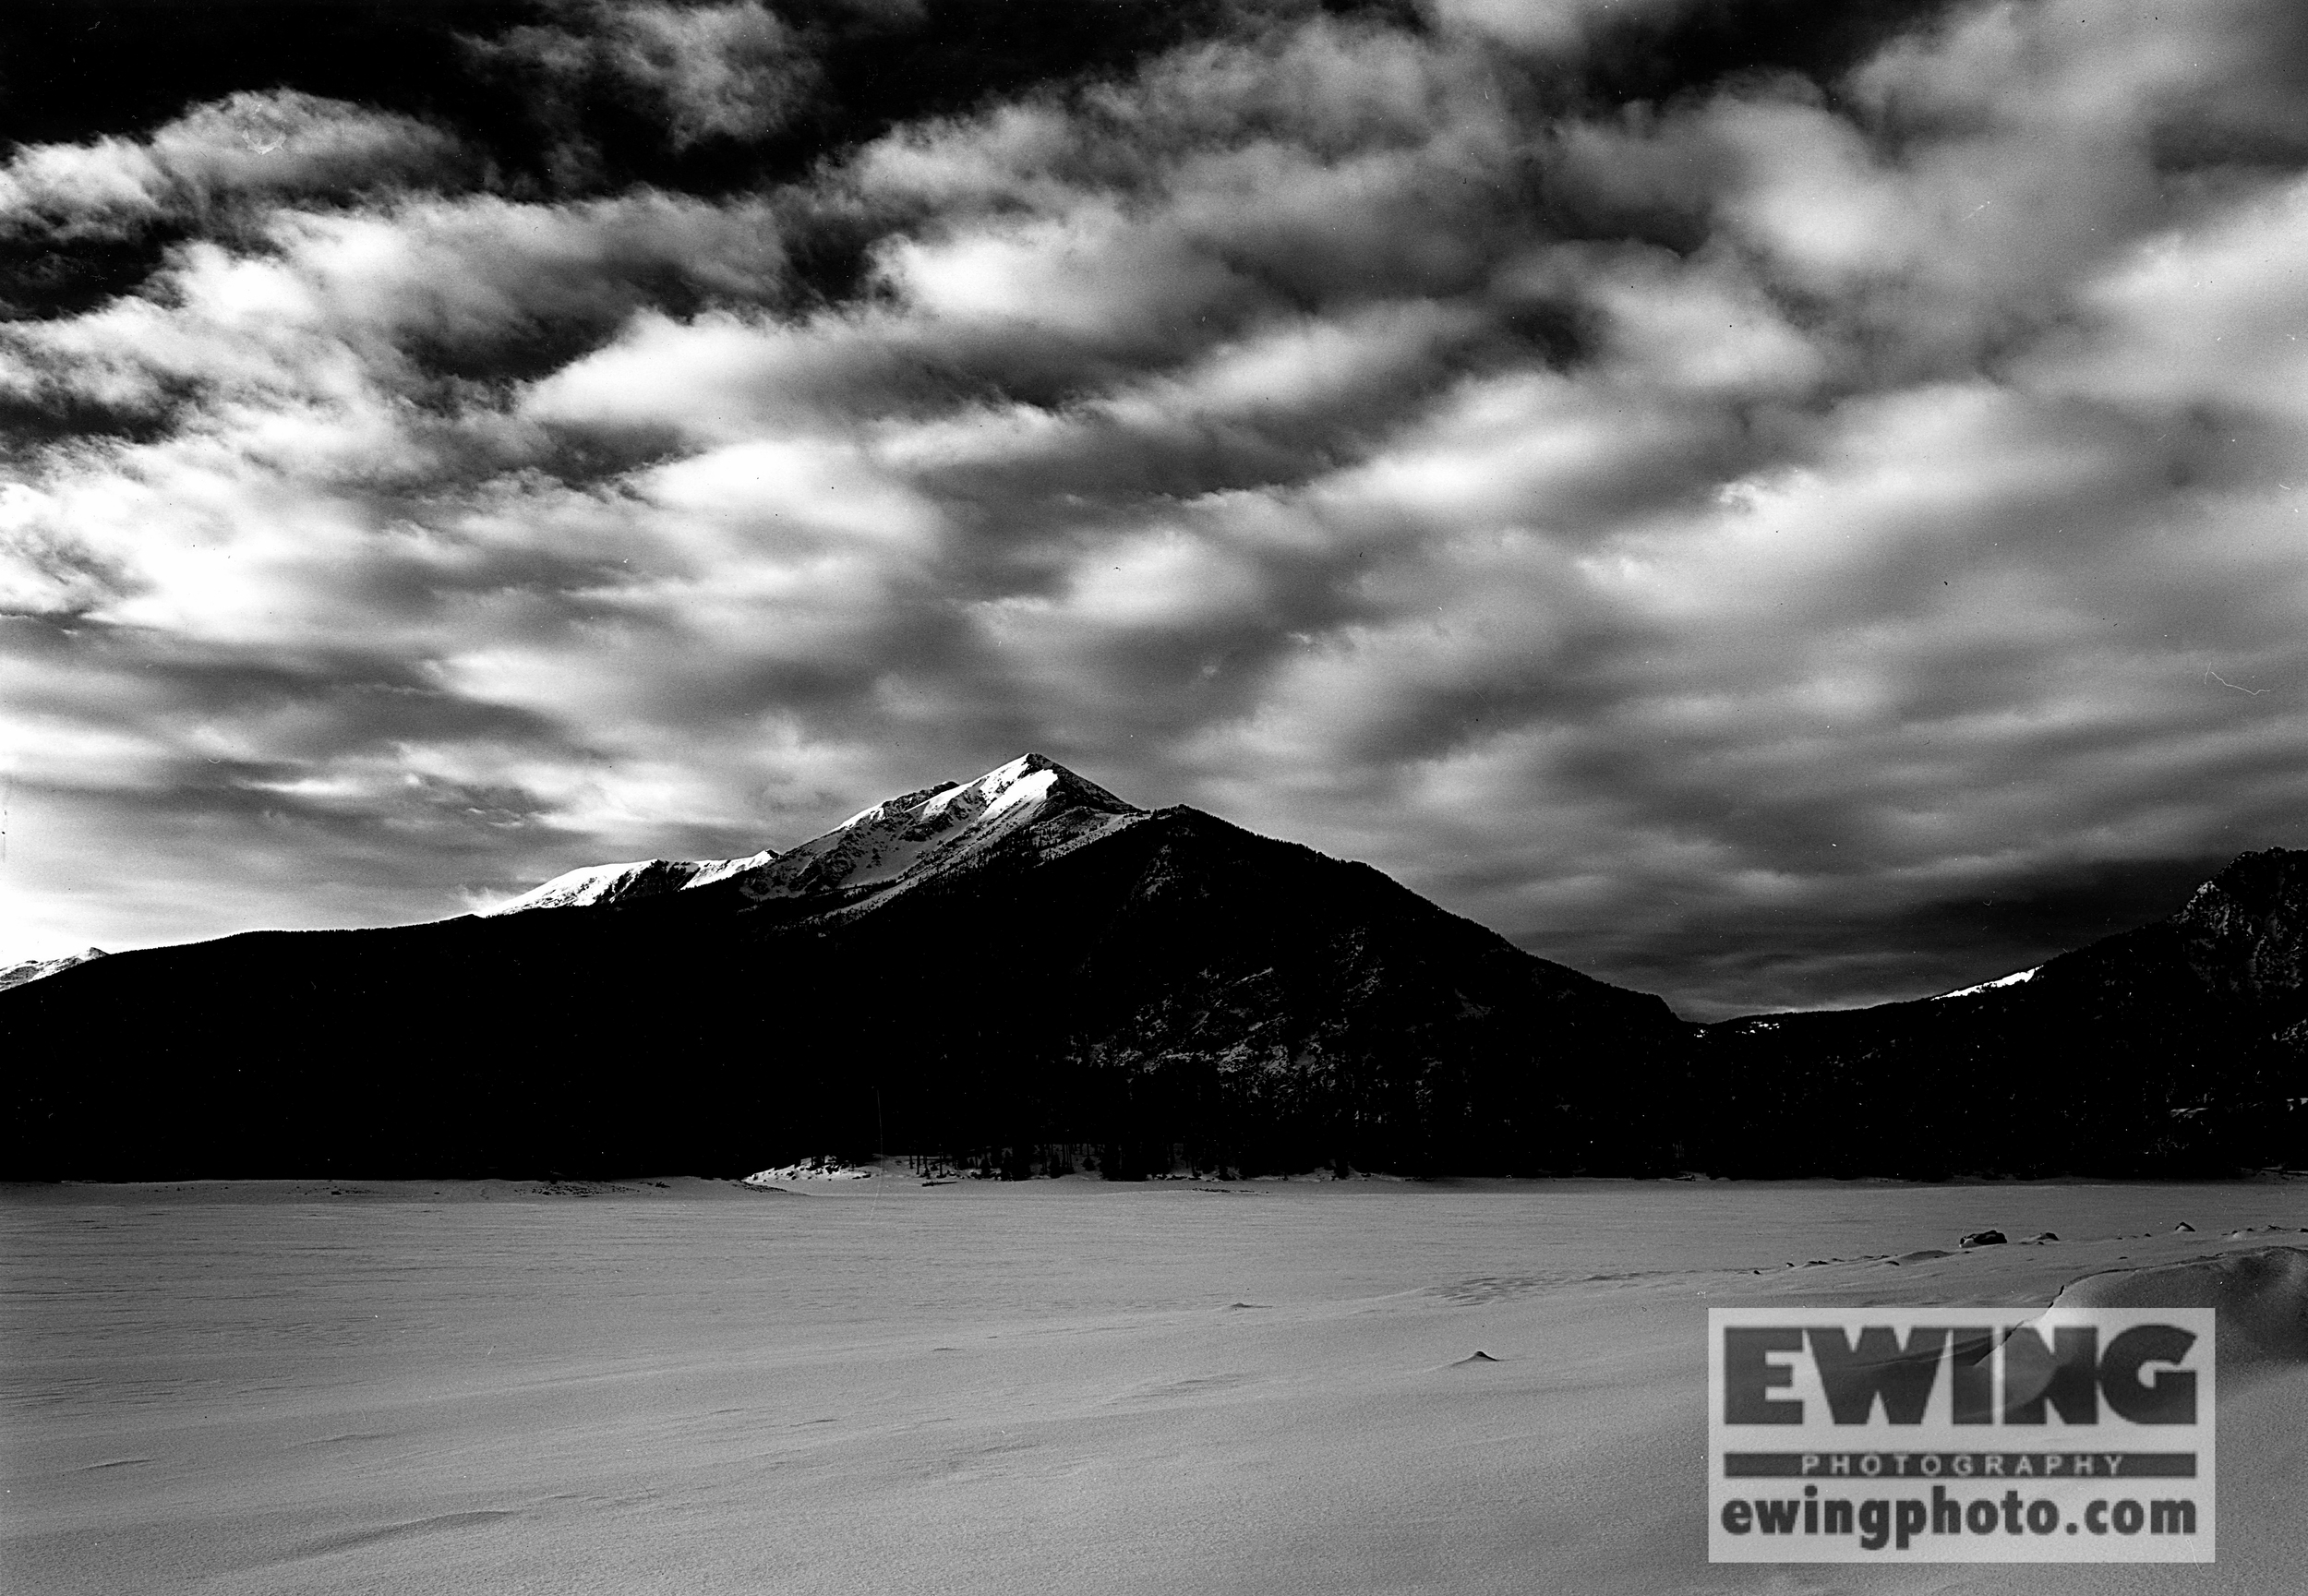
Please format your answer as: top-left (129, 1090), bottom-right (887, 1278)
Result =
top-left (2170, 849), bottom-right (2308, 1001)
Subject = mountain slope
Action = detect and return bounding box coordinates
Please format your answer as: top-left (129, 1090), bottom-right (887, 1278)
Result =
top-left (0, 756), bottom-right (1686, 1179)
top-left (9, 759), bottom-right (2300, 1179)
top-left (0, 947), bottom-right (104, 994)
top-left (480, 754), bottom-right (1143, 921)
top-left (705, 752), bottom-right (1148, 917)
top-left (483, 852), bottom-right (781, 914)
top-left (1692, 848), bottom-right (2308, 1175)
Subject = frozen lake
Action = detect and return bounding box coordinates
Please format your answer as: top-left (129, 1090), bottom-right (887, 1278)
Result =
top-left (6, 1177), bottom-right (2303, 1594)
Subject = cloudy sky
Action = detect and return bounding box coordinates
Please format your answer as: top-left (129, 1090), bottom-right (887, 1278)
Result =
top-left (2, 0), bottom-right (2304, 1018)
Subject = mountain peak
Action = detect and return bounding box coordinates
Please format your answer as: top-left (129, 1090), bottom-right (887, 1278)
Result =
top-left (992, 750), bottom-right (1062, 781)
top-left (939, 752), bottom-right (1134, 818)
top-left (2178, 846), bottom-right (2308, 915)
top-left (486, 756), bottom-right (1143, 918)
top-left (0, 946), bottom-right (106, 994)
top-left (2169, 846), bottom-right (2308, 999)
top-left (737, 753), bottom-right (1142, 906)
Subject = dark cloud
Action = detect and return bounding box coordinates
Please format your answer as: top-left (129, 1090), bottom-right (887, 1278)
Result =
top-left (0, 3), bottom-right (541, 150)
top-left (1567, 0), bottom-right (1970, 105)
top-left (0, 225), bottom-right (192, 319)
top-left (454, 0), bottom-right (1412, 197)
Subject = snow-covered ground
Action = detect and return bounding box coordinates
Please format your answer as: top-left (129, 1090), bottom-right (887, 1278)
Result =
top-left (4, 1179), bottom-right (2302, 1594)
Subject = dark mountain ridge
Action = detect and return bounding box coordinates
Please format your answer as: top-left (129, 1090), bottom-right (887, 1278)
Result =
top-left (0, 758), bottom-right (1687, 1179)
top-left (1691, 848), bottom-right (2308, 1176)
top-left (3, 758), bottom-right (2302, 1178)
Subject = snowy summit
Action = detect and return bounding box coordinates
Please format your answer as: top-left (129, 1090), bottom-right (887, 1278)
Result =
top-left (484, 755), bottom-right (1143, 919)
top-left (0, 948), bottom-right (106, 994)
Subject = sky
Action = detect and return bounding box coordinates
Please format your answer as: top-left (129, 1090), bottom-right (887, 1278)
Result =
top-left (2, 0), bottom-right (2305, 1019)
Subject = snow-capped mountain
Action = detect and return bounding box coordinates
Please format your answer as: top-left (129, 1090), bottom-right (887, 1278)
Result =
top-left (7, 755), bottom-right (2301, 1182)
top-left (0, 753), bottom-right (1689, 1179)
top-left (1933, 965), bottom-right (2039, 1000)
top-left (0, 946), bottom-right (104, 994)
top-left (483, 849), bottom-right (780, 915)
top-left (696, 752), bottom-right (1148, 917)
top-left (486, 753), bottom-right (1144, 920)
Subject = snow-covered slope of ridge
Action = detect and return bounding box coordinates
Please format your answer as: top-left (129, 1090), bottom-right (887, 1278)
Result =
top-left (484, 754), bottom-right (1143, 918)
top-left (481, 849), bottom-right (779, 916)
top-left (723, 753), bottom-right (1142, 911)
top-left (1933, 966), bottom-right (2040, 1000)
top-left (0, 947), bottom-right (106, 993)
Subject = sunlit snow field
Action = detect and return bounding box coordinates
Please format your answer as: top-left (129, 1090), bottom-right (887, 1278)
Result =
top-left (5, 1177), bottom-right (2304, 1595)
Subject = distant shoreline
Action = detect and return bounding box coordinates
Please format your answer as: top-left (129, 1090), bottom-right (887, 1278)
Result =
top-left (7, 1170), bottom-right (2305, 1206)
